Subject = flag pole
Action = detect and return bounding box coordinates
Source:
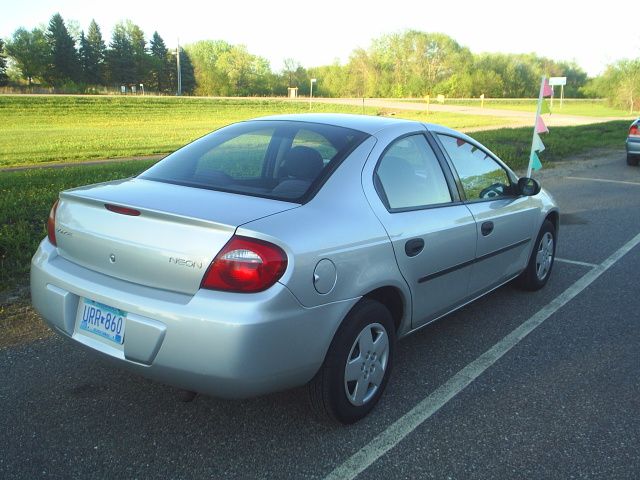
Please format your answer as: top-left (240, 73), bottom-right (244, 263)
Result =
top-left (528, 75), bottom-right (546, 178)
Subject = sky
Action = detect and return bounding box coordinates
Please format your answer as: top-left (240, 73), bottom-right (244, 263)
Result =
top-left (0, 0), bottom-right (635, 77)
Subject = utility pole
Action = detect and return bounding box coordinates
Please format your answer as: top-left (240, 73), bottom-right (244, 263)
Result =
top-left (176, 39), bottom-right (182, 96)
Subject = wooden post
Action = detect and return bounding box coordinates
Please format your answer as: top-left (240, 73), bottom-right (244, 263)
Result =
top-left (425, 95), bottom-right (430, 114)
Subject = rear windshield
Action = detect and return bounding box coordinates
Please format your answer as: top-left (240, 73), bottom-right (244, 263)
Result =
top-left (139, 120), bottom-right (369, 202)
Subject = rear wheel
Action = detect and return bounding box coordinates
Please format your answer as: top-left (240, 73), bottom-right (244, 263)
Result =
top-left (516, 220), bottom-right (556, 291)
top-left (308, 299), bottom-right (396, 424)
top-left (627, 153), bottom-right (639, 166)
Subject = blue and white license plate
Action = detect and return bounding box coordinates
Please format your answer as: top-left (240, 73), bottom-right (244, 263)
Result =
top-left (78, 298), bottom-right (126, 345)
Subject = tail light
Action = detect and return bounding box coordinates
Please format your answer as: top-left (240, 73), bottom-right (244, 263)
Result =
top-left (201, 236), bottom-right (288, 293)
top-left (105, 204), bottom-right (141, 216)
top-left (630, 124), bottom-right (639, 136)
top-left (47, 199), bottom-right (59, 246)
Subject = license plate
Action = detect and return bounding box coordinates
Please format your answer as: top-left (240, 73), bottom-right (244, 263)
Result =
top-left (78, 298), bottom-right (126, 345)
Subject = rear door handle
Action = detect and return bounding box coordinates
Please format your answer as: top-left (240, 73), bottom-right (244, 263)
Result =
top-left (405, 238), bottom-right (425, 257)
top-left (481, 221), bottom-right (494, 236)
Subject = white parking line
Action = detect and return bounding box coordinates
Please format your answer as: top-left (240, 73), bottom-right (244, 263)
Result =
top-left (324, 231), bottom-right (640, 480)
top-left (566, 176), bottom-right (640, 186)
top-left (555, 257), bottom-right (599, 268)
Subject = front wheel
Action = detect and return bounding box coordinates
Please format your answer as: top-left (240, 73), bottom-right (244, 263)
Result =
top-left (516, 219), bottom-right (556, 291)
top-left (308, 299), bottom-right (396, 424)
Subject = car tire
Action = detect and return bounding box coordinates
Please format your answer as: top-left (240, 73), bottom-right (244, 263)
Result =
top-left (627, 153), bottom-right (639, 166)
top-left (516, 219), bottom-right (556, 291)
top-left (308, 299), bottom-right (396, 424)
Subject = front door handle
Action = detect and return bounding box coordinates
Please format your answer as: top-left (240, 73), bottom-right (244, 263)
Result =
top-left (481, 221), bottom-right (494, 236)
top-left (405, 238), bottom-right (425, 257)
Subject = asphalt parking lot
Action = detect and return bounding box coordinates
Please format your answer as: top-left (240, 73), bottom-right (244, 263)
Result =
top-left (1, 150), bottom-right (639, 479)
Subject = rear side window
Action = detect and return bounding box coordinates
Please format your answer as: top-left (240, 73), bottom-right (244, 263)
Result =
top-left (140, 121), bottom-right (368, 202)
top-left (437, 134), bottom-right (512, 201)
top-left (375, 134), bottom-right (452, 210)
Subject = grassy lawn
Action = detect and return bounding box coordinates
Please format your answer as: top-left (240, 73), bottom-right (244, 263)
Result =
top-left (0, 120), bottom-right (628, 294)
top-left (473, 120), bottom-right (628, 170)
top-left (0, 95), bottom-right (516, 167)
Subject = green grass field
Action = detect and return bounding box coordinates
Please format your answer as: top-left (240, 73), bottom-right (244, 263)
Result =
top-left (0, 95), bottom-right (515, 167)
top-left (0, 120), bottom-right (628, 293)
top-left (473, 120), bottom-right (628, 169)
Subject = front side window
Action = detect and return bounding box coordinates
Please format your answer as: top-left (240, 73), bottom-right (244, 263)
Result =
top-left (437, 134), bottom-right (512, 201)
top-left (139, 121), bottom-right (368, 202)
top-left (375, 134), bottom-right (452, 210)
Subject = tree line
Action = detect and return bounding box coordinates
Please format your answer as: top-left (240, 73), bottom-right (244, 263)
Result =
top-left (0, 15), bottom-right (634, 107)
top-left (1, 14), bottom-right (194, 93)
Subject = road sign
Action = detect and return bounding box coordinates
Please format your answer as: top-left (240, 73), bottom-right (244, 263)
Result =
top-left (549, 77), bottom-right (567, 108)
top-left (549, 77), bottom-right (567, 86)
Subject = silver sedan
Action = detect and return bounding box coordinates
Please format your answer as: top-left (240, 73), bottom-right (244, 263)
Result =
top-left (31, 114), bottom-right (559, 424)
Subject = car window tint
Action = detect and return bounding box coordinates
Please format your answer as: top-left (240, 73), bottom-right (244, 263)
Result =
top-left (196, 128), bottom-right (273, 180)
top-left (437, 134), bottom-right (512, 201)
top-left (139, 121), bottom-right (369, 202)
top-left (376, 134), bottom-right (452, 209)
top-left (291, 129), bottom-right (337, 165)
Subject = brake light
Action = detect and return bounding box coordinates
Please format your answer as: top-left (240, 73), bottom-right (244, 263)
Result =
top-left (47, 199), bottom-right (59, 246)
top-left (201, 236), bottom-right (288, 293)
top-left (105, 204), bottom-right (141, 216)
top-left (630, 125), bottom-right (639, 137)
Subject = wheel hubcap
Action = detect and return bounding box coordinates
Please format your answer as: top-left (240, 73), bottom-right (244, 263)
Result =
top-left (344, 323), bottom-right (389, 407)
top-left (535, 232), bottom-right (554, 281)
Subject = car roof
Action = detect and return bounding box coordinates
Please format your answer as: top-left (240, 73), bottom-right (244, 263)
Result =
top-left (253, 113), bottom-right (422, 135)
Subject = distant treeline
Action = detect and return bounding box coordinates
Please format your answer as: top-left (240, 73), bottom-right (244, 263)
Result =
top-left (0, 14), bottom-right (636, 107)
top-left (1, 14), bottom-right (193, 94)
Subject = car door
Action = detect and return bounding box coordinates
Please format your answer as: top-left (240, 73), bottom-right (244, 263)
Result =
top-left (363, 131), bottom-right (477, 328)
top-left (435, 133), bottom-right (538, 296)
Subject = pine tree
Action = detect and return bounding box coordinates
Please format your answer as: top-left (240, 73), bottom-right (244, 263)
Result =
top-left (106, 23), bottom-right (135, 85)
top-left (78, 31), bottom-right (91, 83)
top-left (86, 20), bottom-right (105, 84)
top-left (125, 21), bottom-right (149, 83)
top-left (0, 39), bottom-right (8, 86)
top-left (168, 48), bottom-right (195, 95)
top-left (179, 49), bottom-right (195, 94)
top-left (46, 13), bottom-right (80, 85)
top-left (149, 32), bottom-right (169, 92)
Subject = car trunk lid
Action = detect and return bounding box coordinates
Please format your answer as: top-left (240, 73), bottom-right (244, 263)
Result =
top-left (55, 178), bottom-right (297, 294)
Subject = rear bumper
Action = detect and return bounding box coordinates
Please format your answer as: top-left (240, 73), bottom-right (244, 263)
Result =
top-left (626, 137), bottom-right (640, 155)
top-left (31, 239), bottom-right (357, 398)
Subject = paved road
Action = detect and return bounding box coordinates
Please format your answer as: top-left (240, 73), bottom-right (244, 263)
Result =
top-left (311, 97), bottom-right (633, 128)
top-left (1, 151), bottom-right (639, 479)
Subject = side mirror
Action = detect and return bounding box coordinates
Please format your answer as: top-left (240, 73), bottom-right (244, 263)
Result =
top-left (517, 177), bottom-right (541, 196)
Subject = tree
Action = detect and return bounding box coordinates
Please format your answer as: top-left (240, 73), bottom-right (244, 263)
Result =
top-left (78, 32), bottom-right (91, 83)
top-left (5, 27), bottom-right (50, 85)
top-left (123, 21), bottom-right (149, 83)
top-left (167, 47), bottom-right (195, 94)
top-left (85, 19), bottom-right (106, 84)
top-left (149, 31), bottom-right (170, 92)
top-left (46, 13), bottom-right (80, 85)
top-left (282, 58), bottom-right (300, 87)
top-left (592, 60), bottom-right (640, 112)
top-left (185, 40), bottom-right (233, 95)
top-left (217, 45), bottom-right (271, 95)
top-left (106, 22), bottom-right (135, 85)
top-left (178, 48), bottom-right (195, 94)
top-left (0, 39), bottom-right (8, 86)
